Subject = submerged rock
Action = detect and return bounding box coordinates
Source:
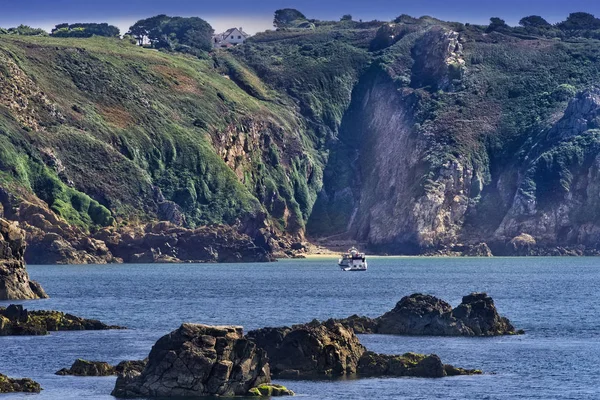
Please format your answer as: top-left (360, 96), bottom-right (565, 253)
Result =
top-left (246, 319), bottom-right (365, 379)
top-left (112, 324), bottom-right (269, 398)
top-left (248, 384), bottom-right (294, 396)
top-left (0, 304), bottom-right (124, 336)
top-left (337, 292), bottom-right (522, 336)
top-left (0, 219), bottom-right (47, 300)
top-left (0, 373), bottom-right (41, 393)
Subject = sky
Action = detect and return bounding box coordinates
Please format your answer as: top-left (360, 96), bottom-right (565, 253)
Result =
top-left (1, 0), bottom-right (600, 35)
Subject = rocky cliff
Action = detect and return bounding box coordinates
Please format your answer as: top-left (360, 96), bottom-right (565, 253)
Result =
top-left (0, 219), bottom-right (46, 299)
top-left (2, 15), bottom-right (600, 258)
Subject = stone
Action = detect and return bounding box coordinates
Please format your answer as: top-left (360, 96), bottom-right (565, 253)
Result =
top-left (246, 319), bottom-right (365, 378)
top-left (111, 324), bottom-right (269, 398)
top-left (0, 305), bottom-right (125, 336)
top-left (0, 218), bottom-right (47, 300)
top-left (336, 292), bottom-right (521, 336)
top-left (56, 359), bottom-right (114, 376)
top-left (0, 373), bottom-right (41, 393)
top-left (357, 351), bottom-right (481, 378)
top-left (248, 384), bottom-right (294, 396)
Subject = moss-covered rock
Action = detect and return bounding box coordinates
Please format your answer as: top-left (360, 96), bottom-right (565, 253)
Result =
top-left (0, 304), bottom-right (124, 336)
top-left (248, 384), bottom-right (295, 396)
top-left (0, 373), bottom-right (41, 393)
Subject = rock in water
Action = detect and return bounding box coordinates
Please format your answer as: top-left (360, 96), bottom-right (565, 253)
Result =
top-left (0, 305), bottom-right (125, 336)
top-left (0, 373), bottom-right (41, 393)
top-left (248, 384), bottom-right (295, 396)
top-left (337, 292), bottom-right (522, 336)
top-left (357, 352), bottom-right (481, 377)
top-left (55, 359), bottom-right (147, 377)
top-left (377, 293), bottom-right (520, 336)
top-left (246, 319), bottom-right (366, 378)
top-left (112, 324), bottom-right (269, 398)
top-left (0, 219), bottom-right (47, 300)
top-left (56, 359), bottom-right (115, 376)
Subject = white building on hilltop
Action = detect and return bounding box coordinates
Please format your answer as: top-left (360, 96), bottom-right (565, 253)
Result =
top-left (213, 27), bottom-right (250, 48)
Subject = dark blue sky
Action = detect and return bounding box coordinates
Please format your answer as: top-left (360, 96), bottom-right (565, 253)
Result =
top-left (1, 0), bottom-right (600, 34)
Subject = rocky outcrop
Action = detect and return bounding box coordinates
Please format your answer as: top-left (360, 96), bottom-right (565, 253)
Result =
top-left (246, 320), bottom-right (365, 379)
top-left (0, 304), bottom-right (124, 336)
top-left (247, 319), bottom-right (481, 380)
top-left (97, 222), bottom-right (272, 264)
top-left (0, 373), bottom-right (41, 394)
top-left (56, 359), bottom-right (147, 377)
top-left (112, 324), bottom-right (269, 398)
top-left (337, 293), bottom-right (522, 336)
top-left (0, 219), bottom-right (47, 300)
top-left (56, 359), bottom-right (114, 376)
top-left (248, 384), bottom-right (295, 397)
top-left (357, 352), bottom-right (481, 378)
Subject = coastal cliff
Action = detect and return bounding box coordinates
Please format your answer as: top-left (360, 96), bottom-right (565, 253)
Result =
top-left (2, 13), bottom-right (600, 259)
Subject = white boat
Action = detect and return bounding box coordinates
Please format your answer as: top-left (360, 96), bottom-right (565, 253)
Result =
top-left (338, 247), bottom-right (367, 271)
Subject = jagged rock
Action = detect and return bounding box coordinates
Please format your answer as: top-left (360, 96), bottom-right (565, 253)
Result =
top-left (337, 293), bottom-right (521, 336)
top-left (248, 384), bottom-right (294, 396)
top-left (56, 359), bottom-right (114, 376)
top-left (111, 324), bottom-right (269, 398)
top-left (357, 351), bottom-right (481, 378)
top-left (0, 373), bottom-right (41, 393)
top-left (0, 305), bottom-right (125, 336)
top-left (0, 219), bottom-right (47, 300)
top-left (246, 319), bottom-right (366, 378)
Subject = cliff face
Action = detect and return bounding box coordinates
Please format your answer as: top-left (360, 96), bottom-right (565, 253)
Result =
top-left (0, 219), bottom-right (47, 300)
top-left (2, 17), bottom-right (600, 259)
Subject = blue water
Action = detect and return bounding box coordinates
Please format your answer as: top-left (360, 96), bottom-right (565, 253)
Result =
top-left (1, 257), bottom-right (599, 399)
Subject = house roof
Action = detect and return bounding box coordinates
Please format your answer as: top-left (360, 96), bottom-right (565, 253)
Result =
top-left (221, 27), bottom-right (250, 38)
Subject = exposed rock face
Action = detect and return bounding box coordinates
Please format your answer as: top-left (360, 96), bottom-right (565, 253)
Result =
top-left (0, 219), bottom-right (47, 300)
top-left (246, 320), bottom-right (365, 378)
top-left (0, 373), bottom-right (41, 394)
top-left (0, 304), bottom-right (124, 336)
top-left (338, 293), bottom-right (521, 336)
top-left (99, 223), bottom-right (272, 264)
top-left (56, 359), bottom-right (147, 377)
top-left (112, 324), bottom-right (269, 398)
top-left (357, 352), bottom-right (481, 378)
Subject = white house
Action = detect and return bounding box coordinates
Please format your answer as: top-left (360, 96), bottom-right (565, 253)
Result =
top-left (213, 27), bottom-right (250, 48)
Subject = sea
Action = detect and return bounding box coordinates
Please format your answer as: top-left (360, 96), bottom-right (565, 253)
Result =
top-left (1, 257), bottom-right (599, 399)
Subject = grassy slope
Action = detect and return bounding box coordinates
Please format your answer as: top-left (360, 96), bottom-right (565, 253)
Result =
top-left (0, 35), bottom-right (313, 232)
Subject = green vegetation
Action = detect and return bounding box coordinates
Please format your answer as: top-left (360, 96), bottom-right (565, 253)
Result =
top-left (127, 15), bottom-right (213, 54)
top-left (0, 25), bottom-right (47, 36)
top-left (3, 9), bottom-right (600, 244)
top-left (50, 23), bottom-right (120, 38)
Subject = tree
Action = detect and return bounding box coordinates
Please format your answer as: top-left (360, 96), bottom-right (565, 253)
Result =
top-left (6, 25), bottom-right (47, 36)
top-left (127, 14), bottom-right (170, 45)
top-left (127, 15), bottom-right (214, 54)
top-left (558, 12), bottom-right (600, 30)
top-left (487, 17), bottom-right (508, 32)
top-left (273, 9), bottom-right (307, 28)
top-left (519, 15), bottom-right (551, 28)
top-left (50, 23), bottom-right (120, 38)
top-left (341, 14), bottom-right (353, 21)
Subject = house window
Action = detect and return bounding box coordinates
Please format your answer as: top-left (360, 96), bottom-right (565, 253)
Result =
top-left (238, 36), bottom-right (241, 39)
top-left (231, 36), bottom-right (234, 39)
